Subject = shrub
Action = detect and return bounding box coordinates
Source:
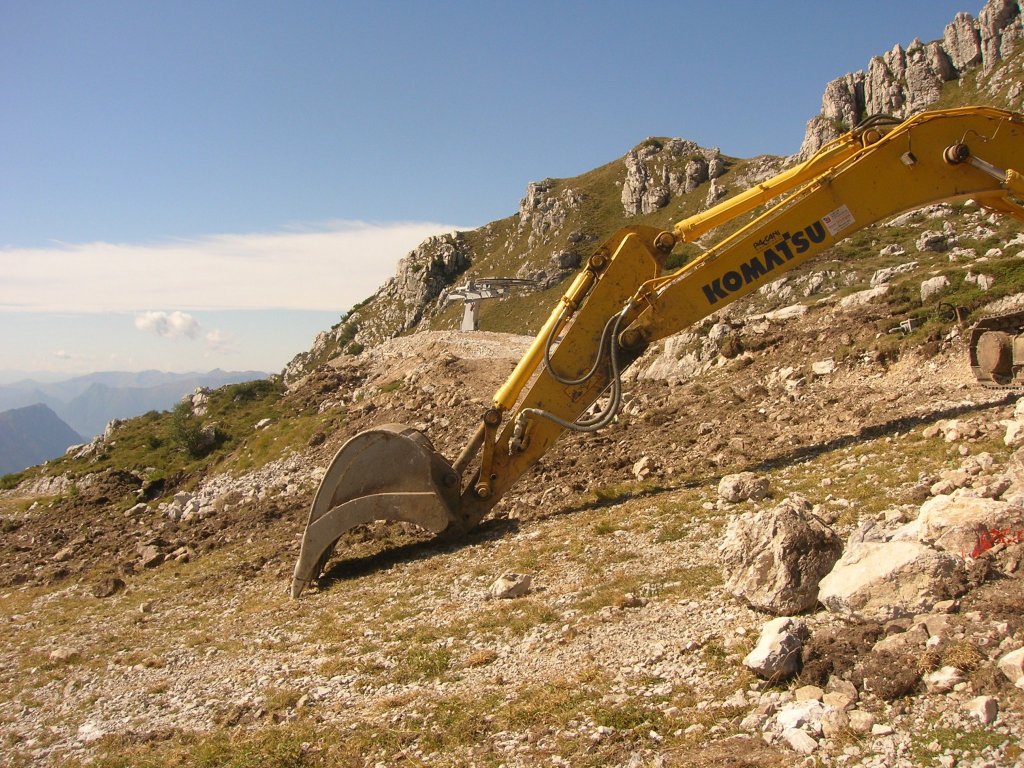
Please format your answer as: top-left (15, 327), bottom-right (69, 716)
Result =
top-left (228, 379), bottom-right (276, 402)
top-left (168, 402), bottom-right (221, 458)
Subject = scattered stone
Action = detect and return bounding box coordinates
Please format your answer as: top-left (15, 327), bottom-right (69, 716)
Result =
top-left (794, 684), bottom-right (824, 701)
top-left (820, 707), bottom-right (850, 738)
top-left (77, 722), bottom-right (106, 744)
top-left (822, 691), bottom-right (855, 711)
top-left (997, 647), bottom-right (1024, 684)
top-left (49, 647), bottom-right (81, 664)
top-left (743, 616), bottom-right (808, 682)
top-left (781, 727), bottom-right (818, 754)
top-left (488, 573), bottom-right (532, 600)
top-left (826, 676), bottom-right (858, 702)
top-left (873, 625), bottom-right (928, 654)
top-left (964, 695), bottom-right (999, 726)
top-left (125, 502), bottom-right (148, 517)
top-left (717, 472), bottom-right (768, 503)
top-left (917, 232), bottom-right (951, 254)
top-left (91, 576), bottom-right (126, 598)
top-left (838, 286), bottom-right (889, 308)
top-left (924, 665), bottom-right (964, 693)
top-left (632, 456), bottom-right (654, 480)
top-left (870, 261), bottom-right (917, 286)
top-left (775, 699), bottom-right (829, 731)
top-left (847, 710), bottom-right (876, 734)
top-left (137, 545), bottom-right (165, 569)
top-left (811, 359), bottom-right (836, 376)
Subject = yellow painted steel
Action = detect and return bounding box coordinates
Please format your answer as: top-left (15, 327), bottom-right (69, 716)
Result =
top-left (672, 129), bottom-right (869, 243)
top-left (1008, 168), bottom-right (1023, 198)
top-left (492, 266), bottom-right (597, 411)
top-left (635, 107), bottom-right (1024, 345)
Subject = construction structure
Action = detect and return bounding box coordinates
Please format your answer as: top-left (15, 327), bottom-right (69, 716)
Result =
top-left (445, 278), bottom-right (538, 331)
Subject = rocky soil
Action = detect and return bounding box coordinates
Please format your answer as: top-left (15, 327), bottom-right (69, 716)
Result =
top-left (4, 286), bottom-right (1024, 767)
top-left (2, 6), bottom-right (1023, 761)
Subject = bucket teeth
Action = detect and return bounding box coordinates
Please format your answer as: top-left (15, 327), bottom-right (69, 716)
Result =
top-left (291, 424), bottom-right (460, 597)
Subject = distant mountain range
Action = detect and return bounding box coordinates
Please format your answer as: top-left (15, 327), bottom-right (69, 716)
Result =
top-left (0, 404), bottom-right (84, 476)
top-left (0, 369), bottom-right (269, 439)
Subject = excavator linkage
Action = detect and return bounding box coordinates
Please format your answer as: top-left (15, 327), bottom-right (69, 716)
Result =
top-left (290, 424), bottom-right (461, 597)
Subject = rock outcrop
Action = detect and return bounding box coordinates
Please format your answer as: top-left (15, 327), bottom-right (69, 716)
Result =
top-left (621, 138), bottom-right (725, 216)
top-left (799, 0), bottom-right (1022, 158)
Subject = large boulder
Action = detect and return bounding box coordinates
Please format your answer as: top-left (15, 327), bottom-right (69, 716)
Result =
top-left (720, 496), bottom-right (842, 614)
top-left (818, 540), bottom-right (966, 621)
top-left (918, 495), bottom-right (1024, 556)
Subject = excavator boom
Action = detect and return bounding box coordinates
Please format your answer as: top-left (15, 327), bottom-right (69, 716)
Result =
top-left (292, 106), bottom-right (1024, 596)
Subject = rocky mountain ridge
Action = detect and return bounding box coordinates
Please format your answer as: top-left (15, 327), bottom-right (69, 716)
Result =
top-left (799, 0), bottom-right (1024, 157)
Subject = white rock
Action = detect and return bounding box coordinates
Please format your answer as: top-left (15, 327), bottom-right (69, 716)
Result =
top-left (764, 304), bottom-right (807, 321)
top-left (781, 727), bottom-right (818, 754)
top-left (1005, 420), bottom-right (1024, 448)
top-left (743, 617), bottom-right (808, 681)
top-left (776, 700), bottom-right (828, 731)
top-left (488, 573), bottom-right (532, 600)
top-left (818, 539), bottom-right (965, 621)
top-left (924, 666), bottom-right (964, 693)
top-left (847, 710), bottom-right (876, 734)
top-left (918, 495), bottom-right (1024, 556)
top-left (920, 275), bottom-right (951, 300)
top-left (839, 286), bottom-right (889, 309)
top-left (718, 472), bottom-right (768, 503)
top-left (997, 647), bottom-right (1024, 684)
top-left (811, 359), bottom-right (837, 376)
top-left (964, 695), bottom-right (999, 725)
top-left (870, 261), bottom-right (917, 286)
top-left (720, 496), bottom-right (841, 614)
top-left (77, 722), bottom-right (106, 744)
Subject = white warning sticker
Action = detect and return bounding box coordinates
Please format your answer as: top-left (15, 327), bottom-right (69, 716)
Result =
top-left (822, 204), bottom-right (856, 235)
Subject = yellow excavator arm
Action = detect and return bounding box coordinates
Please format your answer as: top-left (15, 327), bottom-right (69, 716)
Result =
top-left (292, 106), bottom-right (1024, 597)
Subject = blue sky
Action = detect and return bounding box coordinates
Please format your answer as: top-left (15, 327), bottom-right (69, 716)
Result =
top-left (1, 0), bottom-right (975, 376)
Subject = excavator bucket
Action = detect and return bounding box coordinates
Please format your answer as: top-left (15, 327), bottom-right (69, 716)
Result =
top-left (290, 424), bottom-right (462, 597)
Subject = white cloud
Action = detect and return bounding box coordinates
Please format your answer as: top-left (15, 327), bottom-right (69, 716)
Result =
top-left (204, 328), bottom-right (236, 354)
top-left (0, 220), bottom-right (462, 313)
top-left (134, 310), bottom-right (202, 339)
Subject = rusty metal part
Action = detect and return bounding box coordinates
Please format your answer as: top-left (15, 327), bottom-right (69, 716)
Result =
top-left (290, 424), bottom-right (461, 597)
top-left (968, 310), bottom-right (1024, 389)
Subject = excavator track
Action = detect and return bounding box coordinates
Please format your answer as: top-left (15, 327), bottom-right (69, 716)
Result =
top-left (968, 309), bottom-right (1024, 390)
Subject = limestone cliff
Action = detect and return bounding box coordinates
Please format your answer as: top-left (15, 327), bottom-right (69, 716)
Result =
top-left (799, 0), bottom-right (1022, 158)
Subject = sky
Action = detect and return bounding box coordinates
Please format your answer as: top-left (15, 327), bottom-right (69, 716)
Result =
top-left (0, 0), bottom-right (978, 378)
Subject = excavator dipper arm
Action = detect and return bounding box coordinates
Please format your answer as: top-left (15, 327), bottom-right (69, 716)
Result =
top-left (292, 106), bottom-right (1024, 596)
